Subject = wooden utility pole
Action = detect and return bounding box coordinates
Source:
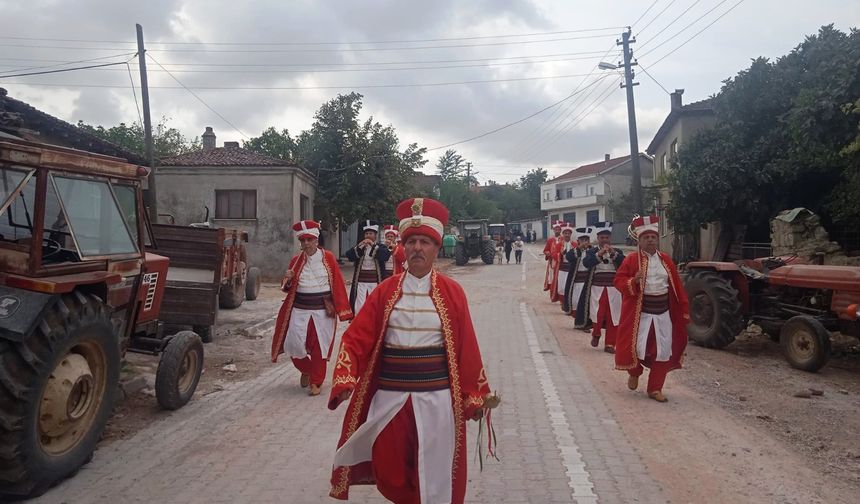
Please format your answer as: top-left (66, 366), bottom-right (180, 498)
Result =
top-left (618, 28), bottom-right (643, 215)
top-left (136, 23), bottom-right (158, 221)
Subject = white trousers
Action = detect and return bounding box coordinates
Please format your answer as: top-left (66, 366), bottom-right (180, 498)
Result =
top-left (285, 308), bottom-right (335, 359)
top-left (354, 281), bottom-right (377, 315)
top-left (590, 286), bottom-right (622, 325)
top-left (637, 312), bottom-right (673, 361)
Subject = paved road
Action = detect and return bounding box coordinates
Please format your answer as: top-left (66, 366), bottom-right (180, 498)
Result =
top-left (35, 245), bottom-right (668, 504)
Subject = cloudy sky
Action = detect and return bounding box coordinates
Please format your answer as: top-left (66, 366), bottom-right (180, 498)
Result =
top-left (0, 0), bottom-right (857, 182)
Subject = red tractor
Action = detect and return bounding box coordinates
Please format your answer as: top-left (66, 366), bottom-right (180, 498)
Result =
top-left (684, 256), bottom-right (860, 372)
top-left (0, 139), bottom-right (208, 498)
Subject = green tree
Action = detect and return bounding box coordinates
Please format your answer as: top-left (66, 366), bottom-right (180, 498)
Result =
top-left (77, 118), bottom-right (200, 160)
top-left (667, 25), bottom-right (860, 234)
top-left (243, 127), bottom-right (297, 162)
top-left (436, 149), bottom-right (467, 181)
top-left (295, 92), bottom-right (426, 228)
top-left (518, 167), bottom-right (548, 205)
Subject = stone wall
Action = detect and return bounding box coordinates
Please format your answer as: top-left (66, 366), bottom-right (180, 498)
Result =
top-left (770, 208), bottom-right (860, 266)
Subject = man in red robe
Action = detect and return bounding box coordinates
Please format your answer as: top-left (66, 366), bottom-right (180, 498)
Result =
top-left (614, 215), bottom-right (690, 402)
top-left (328, 197), bottom-right (496, 504)
top-left (549, 223), bottom-right (574, 304)
top-left (543, 220), bottom-right (562, 294)
top-left (382, 224), bottom-right (407, 277)
top-left (271, 220), bottom-right (353, 396)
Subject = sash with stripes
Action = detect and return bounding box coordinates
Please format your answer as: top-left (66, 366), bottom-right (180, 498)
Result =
top-left (573, 270), bottom-right (589, 283)
top-left (378, 345), bottom-right (450, 392)
top-left (642, 293), bottom-right (670, 314)
top-left (293, 291), bottom-right (331, 310)
top-left (592, 271), bottom-right (615, 287)
top-left (558, 260), bottom-right (571, 273)
top-left (357, 270), bottom-right (379, 283)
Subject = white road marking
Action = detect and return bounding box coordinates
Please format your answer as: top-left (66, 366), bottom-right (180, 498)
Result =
top-left (520, 302), bottom-right (597, 503)
top-left (245, 314), bottom-right (277, 335)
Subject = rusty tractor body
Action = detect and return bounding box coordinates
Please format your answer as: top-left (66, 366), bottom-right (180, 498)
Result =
top-left (0, 139), bottom-right (208, 498)
top-left (684, 255), bottom-right (860, 372)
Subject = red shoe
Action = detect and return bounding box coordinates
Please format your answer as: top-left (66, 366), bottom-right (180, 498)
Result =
top-left (604, 346), bottom-right (615, 354)
top-left (590, 336), bottom-right (600, 348)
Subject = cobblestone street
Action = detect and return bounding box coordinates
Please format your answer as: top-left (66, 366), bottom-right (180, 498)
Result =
top-left (33, 245), bottom-right (859, 504)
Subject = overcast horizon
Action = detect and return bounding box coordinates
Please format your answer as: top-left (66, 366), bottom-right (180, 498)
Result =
top-left (0, 0), bottom-right (857, 183)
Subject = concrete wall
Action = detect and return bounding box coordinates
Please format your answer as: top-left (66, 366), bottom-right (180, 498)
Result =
top-left (155, 165), bottom-right (315, 280)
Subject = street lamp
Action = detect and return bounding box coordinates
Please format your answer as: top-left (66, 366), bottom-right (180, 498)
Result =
top-left (598, 61), bottom-right (618, 71)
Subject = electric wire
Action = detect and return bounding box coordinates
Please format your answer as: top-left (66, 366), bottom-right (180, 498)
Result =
top-left (639, 0), bottom-right (736, 59)
top-left (125, 61), bottom-right (143, 127)
top-left (0, 27), bottom-right (626, 46)
top-left (425, 74), bottom-right (613, 151)
top-left (637, 62), bottom-right (671, 94)
top-left (0, 58), bottom-right (134, 79)
top-left (637, 0), bottom-right (702, 49)
top-left (146, 54), bottom-right (248, 138)
top-left (0, 52), bottom-right (137, 75)
top-left (636, 0), bottom-right (679, 36)
top-left (631, 0), bottom-right (661, 28)
top-left (648, 0), bottom-right (746, 66)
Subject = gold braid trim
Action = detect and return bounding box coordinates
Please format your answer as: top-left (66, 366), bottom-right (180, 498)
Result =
top-left (332, 375), bottom-right (357, 387)
top-left (430, 270), bottom-right (464, 476)
top-left (466, 395), bottom-right (485, 408)
top-left (628, 254), bottom-right (647, 370)
top-left (331, 273), bottom-right (405, 498)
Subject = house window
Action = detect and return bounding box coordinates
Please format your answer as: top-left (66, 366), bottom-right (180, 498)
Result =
top-left (586, 209), bottom-right (600, 226)
top-left (565, 188), bottom-right (572, 199)
top-left (299, 193), bottom-right (310, 221)
top-left (555, 189), bottom-right (561, 200)
top-left (661, 153), bottom-right (667, 176)
top-left (543, 191), bottom-right (550, 201)
top-left (550, 214), bottom-right (559, 222)
top-left (670, 139), bottom-right (678, 157)
top-left (589, 186), bottom-right (595, 196)
top-left (563, 212), bottom-right (576, 226)
top-left (215, 190), bottom-right (257, 219)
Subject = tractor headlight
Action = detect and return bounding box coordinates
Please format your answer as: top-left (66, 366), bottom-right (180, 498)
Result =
top-left (845, 304), bottom-right (860, 320)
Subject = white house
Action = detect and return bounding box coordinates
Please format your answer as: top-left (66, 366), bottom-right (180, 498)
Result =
top-left (540, 153), bottom-right (653, 242)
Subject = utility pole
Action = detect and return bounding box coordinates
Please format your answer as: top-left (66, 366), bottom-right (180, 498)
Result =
top-left (136, 23), bottom-right (158, 222)
top-left (618, 28), bottom-right (643, 216)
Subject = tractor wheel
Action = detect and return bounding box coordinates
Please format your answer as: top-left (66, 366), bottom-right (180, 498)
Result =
top-left (480, 240), bottom-right (496, 265)
top-left (0, 292), bottom-right (119, 499)
top-left (155, 331), bottom-right (204, 410)
top-left (193, 324), bottom-right (214, 344)
top-left (780, 316), bottom-right (831, 372)
top-left (684, 271), bottom-right (744, 349)
top-left (219, 262), bottom-right (246, 309)
top-left (454, 243), bottom-right (468, 266)
top-left (245, 267), bottom-right (261, 301)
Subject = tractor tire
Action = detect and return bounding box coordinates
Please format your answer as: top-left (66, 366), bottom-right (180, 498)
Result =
top-left (454, 243), bottom-right (468, 266)
top-left (219, 263), bottom-right (246, 309)
top-left (155, 331), bottom-right (204, 410)
top-left (245, 267), bottom-right (261, 301)
top-left (193, 324), bottom-right (214, 344)
top-left (780, 315), bottom-right (831, 372)
top-left (684, 271), bottom-right (744, 349)
top-left (0, 292), bottom-right (119, 499)
top-left (480, 241), bottom-right (496, 265)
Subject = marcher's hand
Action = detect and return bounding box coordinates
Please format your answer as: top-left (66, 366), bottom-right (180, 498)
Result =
top-left (284, 270), bottom-right (295, 283)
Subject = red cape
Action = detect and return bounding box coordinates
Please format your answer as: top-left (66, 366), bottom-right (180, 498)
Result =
top-left (543, 236), bottom-right (557, 291)
top-left (327, 271), bottom-right (491, 503)
top-left (393, 243), bottom-right (407, 275)
top-left (613, 251), bottom-right (690, 371)
top-left (549, 239), bottom-right (571, 303)
top-left (270, 248), bottom-right (353, 362)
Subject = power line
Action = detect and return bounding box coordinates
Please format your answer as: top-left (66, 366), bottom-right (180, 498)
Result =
top-left (125, 62), bottom-right (143, 126)
top-left (0, 54), bottom-right (614, 76)
top-left (426, 75), bottom-right (613, 151)
top-left (0, 50), bottom-right (612, 68)
top-left (0, 70), bottom-right (623, 91)
top-left (0, 33), bottom-right (619, 54)
top-left (637, 62), bottom-right (671, 94)
top-left (647, 0), bottom-right (746, 66)
top-left (637, 0), bottom-right (702, 49)
top-left (146, 54), bottom-right (247, 139)
top-left (0, 27), bottom-right (626, 46)
top-left (640, 0), bottom-right (735, 59)
top-left (0, 52), bottom-right (137, 75)
top-left (636, 0), bottom-right (679, 36)
top-left (0, 57), bottom-right (134, 79)
top-left (631, 0), bottom-right (661, 28)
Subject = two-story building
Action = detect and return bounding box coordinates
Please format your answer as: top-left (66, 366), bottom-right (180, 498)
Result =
top-left (540, 153), bottom-right (653, 243)
top-left (646, 89), bottom-right (716, 261)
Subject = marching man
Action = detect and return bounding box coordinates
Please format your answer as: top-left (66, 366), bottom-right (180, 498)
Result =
top-left (382, 225), bottom-right (407, 277)
top-left (345, 220), bottom-right (391, 314)
top-left (614, 215), bottom-right (690, 402)
top-left (271, 220), bottom-right (353, 396)
top-left (579, 222), bottom-right (625, 353)
top-left (543, 220), bottom-right (562, 295)
top-left (328, 197), bottom-right (497, 504)
top-left (563, 227), bottom-right (593, 320)
top-left (550, 223), bottom-right (574, 305)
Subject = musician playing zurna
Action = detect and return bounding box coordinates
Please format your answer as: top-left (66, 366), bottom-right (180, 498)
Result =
top-left (574, 222), bottom-right (625, 353)
top-left (345, 220), bottom-right (391, 314)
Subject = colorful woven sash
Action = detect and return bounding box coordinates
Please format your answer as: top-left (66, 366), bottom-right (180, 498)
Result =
top-left (592, 271), bottom-right (615, 287)
top-left (378, 345), bottom-right (450, 392)
top-left (357, 270), bottom-right (379, 283)
top-left (293, 291), bottom-right (330, 310)
top-left (558, 260), bottom-right (571, 273)
top-left (642, 293), bottom-right (669, 314)
top-left (573, 270), bottom-right (589, 283)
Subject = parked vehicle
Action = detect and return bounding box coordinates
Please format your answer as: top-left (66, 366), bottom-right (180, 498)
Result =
top-left (488, 223), bottom-right (507, 242)
top-left (0, 139), bottom-right (207, 498)
top-left (684, 255), bottom-right (860, 372)
top-left (454, 219), bottom-right (495, 265)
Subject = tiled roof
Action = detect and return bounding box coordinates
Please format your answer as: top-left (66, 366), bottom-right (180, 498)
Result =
top-left (160, 146), bottom-right (297, 167)
top-left (0, 88), bottom-right (147, 164)
top-left (547, 155), bottom-right (633, 183)
top-left (646, 98), bottom-right (714, 154)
